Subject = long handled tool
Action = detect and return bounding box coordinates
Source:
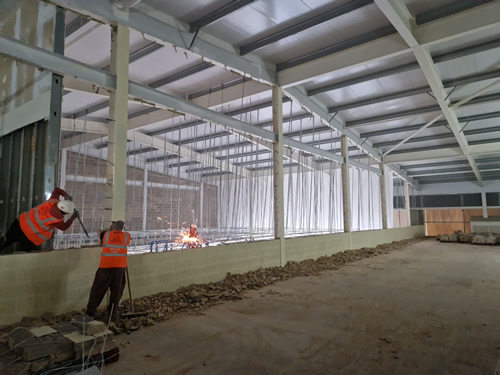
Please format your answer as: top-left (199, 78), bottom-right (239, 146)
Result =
top-left (76, 213), bottom-right (90, 238)
top-left (121, 266), bottom-right (147, 318)
top-left (66, 195), bottom-right (90, 238)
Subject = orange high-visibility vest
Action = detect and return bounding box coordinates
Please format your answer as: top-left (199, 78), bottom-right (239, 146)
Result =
top-left (99, 230), bottom-right (130, 268)
top-left (19, 199), bottom-right (62, 245)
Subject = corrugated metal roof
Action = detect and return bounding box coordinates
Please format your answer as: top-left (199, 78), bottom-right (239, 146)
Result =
top-left (55, 0), bottom-right (500, 185)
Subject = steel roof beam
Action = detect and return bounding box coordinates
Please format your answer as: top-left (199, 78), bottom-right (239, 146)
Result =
top-left (373, 133), bottom-right (455, 148)
top-left (68, 61), bottom-right (213, 118)
top-left (322, 68), bottom-right (500, 112)
top-left (307, 40), bottom-right (500, 96)
top-left (329, 86), bottom-right (430, 112)
top-left (239, 0), bottom-right (373, 55)
top-left (189, 0), bottom-right (257, 33)
top-left (400, 160), bottom-right (469, 170)
top-left (282, 1), bottom-right (500, 88)
top-left (346, 105), bottom-right (441, 128)
top-left (65, 15), bottom-right (91, 37)
top-left (276, 25), bottom-right (397, 72)
top-left (416, 0), bottom-right (493, 25)
top-left (407, 167), bottom-right (473, 177)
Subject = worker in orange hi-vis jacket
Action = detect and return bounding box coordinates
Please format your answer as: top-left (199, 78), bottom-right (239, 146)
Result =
top-left (86, 220), bottom-right (131, 324)
top-left (0, 187), bottom-right (79, 254)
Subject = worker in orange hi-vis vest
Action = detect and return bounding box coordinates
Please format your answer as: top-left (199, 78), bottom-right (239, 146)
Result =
top-left (86, 220), bottom-right (131, 324)
top-left (0, 187), bottom-right (79, 254)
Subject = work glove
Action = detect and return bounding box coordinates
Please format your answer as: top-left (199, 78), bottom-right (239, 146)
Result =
top-left (72, 210), bottom-right (80, 219)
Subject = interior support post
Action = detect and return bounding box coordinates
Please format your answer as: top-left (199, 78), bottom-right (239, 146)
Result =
top-left (481, 192), bottom-right (488, 218)
top-left (380, 163), bottom-right (388, 229)
top-left (105, 24), bottom-right (129, 224)
top-left (142, 169), bottom-right (148, 231)
top-left (272, 85), bottom-right (286, 266)
top-left (404, 180), bottom-right (411, 226)
top-left (341, 135), bottom-right (352, 233)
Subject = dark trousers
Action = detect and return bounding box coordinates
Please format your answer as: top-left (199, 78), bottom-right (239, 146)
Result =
top-left (86, 267), bottom-right (126, 319)
top-left (0, 219), bottom-right (39, 253)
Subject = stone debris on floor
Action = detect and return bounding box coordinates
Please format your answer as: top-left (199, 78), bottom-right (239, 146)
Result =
top-left (0, 318), bottom-right (118, 374)
top-left (437, 230), bottom-right (500, 245)
top-left (0, 238), bottom-right (423, 374)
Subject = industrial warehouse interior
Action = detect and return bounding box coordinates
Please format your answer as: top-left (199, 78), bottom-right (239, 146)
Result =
top-left (1, 0), bottom-right (500, 374)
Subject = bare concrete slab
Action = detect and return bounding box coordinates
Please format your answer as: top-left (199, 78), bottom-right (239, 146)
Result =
top-left (106, 240), bottom-right (500, 374)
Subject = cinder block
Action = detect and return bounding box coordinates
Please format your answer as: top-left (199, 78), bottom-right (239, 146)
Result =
top-left (73, 319), bottom-right (106, 335)
top-left (53, 323), bottom-right (79, 335)
top-left (30, 326), bottom-right (57, 338)
top-left (92, 329), bottom-right (113, 344)
top-left (63, 331), bottom-right (96, 350)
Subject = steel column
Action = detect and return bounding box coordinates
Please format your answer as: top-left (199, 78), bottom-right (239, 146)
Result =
top-left (404, 181), bottom-right (411, 226)
top-left (105, 24), bottom-right (130, 224)
top-left (272, 86), bottom-right (286, 266)
top-left (341, 135), bottom-right (351, 233)
top-left (380, 163), bottom-right (388, 229)
top-left (481, 192), bottom-right (488, 218)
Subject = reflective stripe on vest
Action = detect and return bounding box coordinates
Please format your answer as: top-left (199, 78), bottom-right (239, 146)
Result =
top-left (99, 231), bottom-right (129, 268)
top-left (19, 201), bottom-right (62, 245)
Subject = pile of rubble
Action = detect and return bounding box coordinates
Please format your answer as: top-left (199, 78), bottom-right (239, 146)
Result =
top-left (0, 316), bottom-right (118, 374)
top-left (0, 238), bottom-right (422, 373)
top-left (437, 231), bottom-right (500, 245)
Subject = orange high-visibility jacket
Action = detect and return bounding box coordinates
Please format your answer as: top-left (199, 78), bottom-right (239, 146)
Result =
top-left (99, 230), bottom-right (131, 268)
top-left (19, 199), bottom-right (63, 245)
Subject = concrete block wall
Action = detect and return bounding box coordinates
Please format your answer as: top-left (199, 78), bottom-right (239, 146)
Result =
top-left (0, 226), bottom-right (425, 325)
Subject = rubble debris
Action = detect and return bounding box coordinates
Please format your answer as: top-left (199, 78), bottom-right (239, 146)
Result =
top-left (437, 230), bottom-right (500, 245)
top-left (471, 234), bottom-right (497, 245)
top-left (0, 319), bottom-right (117, 374)
top-left (0, 237), bottom-right (423, 374)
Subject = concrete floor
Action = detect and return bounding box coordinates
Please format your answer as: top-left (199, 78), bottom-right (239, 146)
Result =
top-left (106, 239), bottom-right (500, 374)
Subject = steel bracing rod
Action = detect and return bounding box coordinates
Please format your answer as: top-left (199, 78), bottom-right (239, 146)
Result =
top-left (239, 0), bottom-right (373, 55)
top-left (398, 157), bottom-right (500, 170)
top-left (345, 90), bottom-right (500, 128)
top-left (377, 82), bottom-right (500, 155)
top-left (327, 68), bottom-right (500, 112)
top-left (375, 0), bottom-right (488, 184)
top-left (383, 136), bottom-right (500, 157)
top-left (361, 111), bottom-right (500, 138)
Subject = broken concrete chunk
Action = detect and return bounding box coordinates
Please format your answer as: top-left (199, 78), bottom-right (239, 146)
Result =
top-left (19, 336), bottom-right (58, 361)
top-left (472, 234), bottom-right (496, 245)
top-left (6, 327), bottom-right (33, 349)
